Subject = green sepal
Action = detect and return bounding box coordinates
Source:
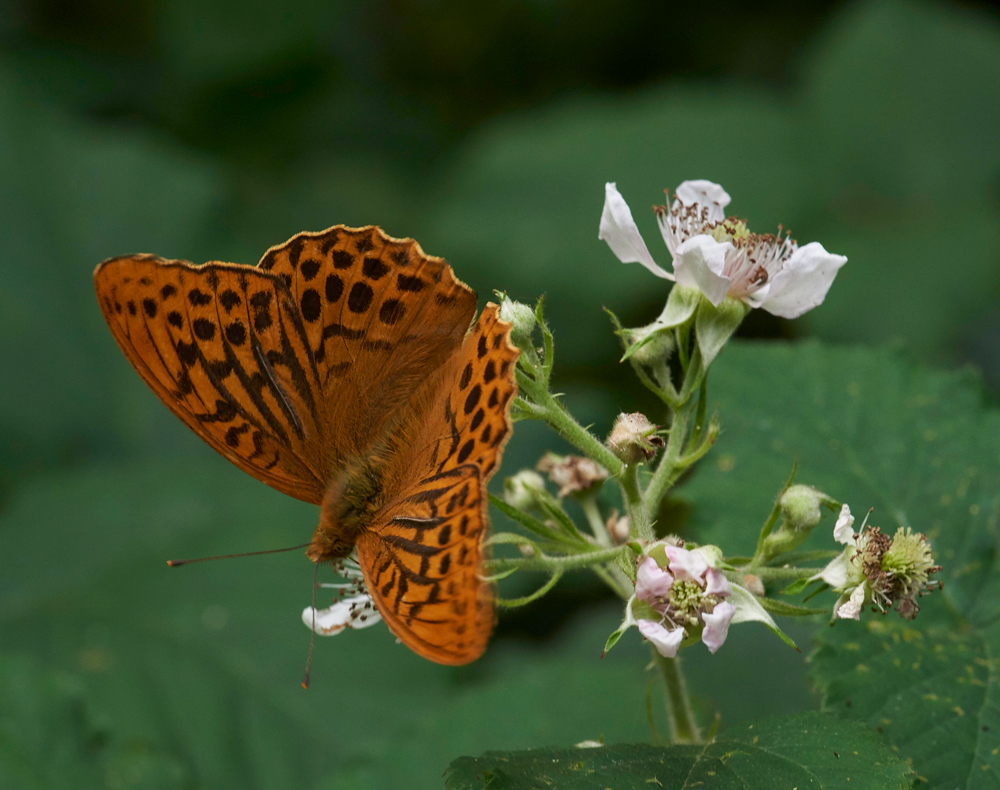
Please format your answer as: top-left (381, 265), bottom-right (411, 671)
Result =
top-left (755, 596), bottom-right (827, 617)
top-left (620, 285), bottom-right (701, 362)
top-left (602, 626), bottom-right (626, 656)
top-left (780, 577), bottom-right (814, 596)
top-left (729, 583), bottom-right (799, 651)
top-left (695, 295), bottom-right (750, 368)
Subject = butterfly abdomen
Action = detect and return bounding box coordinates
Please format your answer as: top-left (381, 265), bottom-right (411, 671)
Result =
top-left (307, 456), bottom-right (387, 563)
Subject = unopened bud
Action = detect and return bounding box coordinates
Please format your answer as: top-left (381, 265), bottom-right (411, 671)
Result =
top-left (503, 469), bottom-right (546, 510)
top-left (498, 297), bottom-right (538, 352)
top-left (518, 543), bottom-right (536, 558)
top-left (761, 484), bottom-right (838, 561)
top-left (606, 510), bottom-right (631, 543)
top-left (742, 574), bottom-right (765, 596)
top-left (607, 412), bottom-right (665, 465)
top-left (536, 452), bottom-right (608, 498)
top-left (624, 325), bottom-right (675, 366)
top-left (779, 485), bottom-right (825, 532)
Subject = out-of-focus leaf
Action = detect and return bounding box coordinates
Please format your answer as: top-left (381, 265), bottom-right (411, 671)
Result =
top-left (443, 712), bottom-right (911, 789)
top-left (0, 653), bottom-right (187, 789)
top-left (0, 62), bottom-right (224, 475)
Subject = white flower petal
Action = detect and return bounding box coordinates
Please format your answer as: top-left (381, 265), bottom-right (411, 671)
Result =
top-left (836, 584), bottom-right (866, 620)
top-left (833, 504), bottom-right (855, 544)
top-left (599, 183), bottom-right (673, 280)
top-left (814, 549), bottom-right (852, 589)
top-left (701, 601), bottom-right (736, 653)
top-left (303, 594), bottom-right (382, 636)
top-left (704, 567), bottom-right (732, 597)
top-left (672, 235), bottom-right (732, 306)
top-left (635, 556), bottom-right (674, 602)
top-left (638, 619), bottom-right (686, 658)
top-left (664, 544), bottom-right (709, 584)
top-left (760, 241), bottom-right (847, 319)
top-left (675, 180), bottom-right (731, 223)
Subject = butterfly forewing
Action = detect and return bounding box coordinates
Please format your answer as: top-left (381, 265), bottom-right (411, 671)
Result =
top-left (356, 304), bottom-right (519, 664)
top-left (94, 256), bottom-right (326, 503)
top-left (258, 226), bottom-right (478, 459)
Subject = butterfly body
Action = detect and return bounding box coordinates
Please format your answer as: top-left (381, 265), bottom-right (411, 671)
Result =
top-left (94, 225), bottom-right (518, 665)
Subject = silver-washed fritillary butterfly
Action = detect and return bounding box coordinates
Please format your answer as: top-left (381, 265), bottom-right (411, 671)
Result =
top-left (93, 225), bottom-right (519, 665)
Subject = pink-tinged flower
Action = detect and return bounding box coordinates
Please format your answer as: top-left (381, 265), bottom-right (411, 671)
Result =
top-left (636, 556), bottom-right (673, 600)
top-left (634, 546), bottom-right (734, 657)
top-left (637, 619), bottom-right (686, 658)
top-left (701, 601), bottom-right (736, 653)
top-left (664, 544), bottom-right (709, 583)
top-left (599, 181), bottom-right (847, 319)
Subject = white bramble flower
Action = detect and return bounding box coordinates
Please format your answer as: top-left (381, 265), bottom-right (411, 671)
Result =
top-left (815, 505), bottom-right (942, 622)
top-left (303, 556), bottom-right (383, 636)
top-left (599, 180), bottom-right (847, 319)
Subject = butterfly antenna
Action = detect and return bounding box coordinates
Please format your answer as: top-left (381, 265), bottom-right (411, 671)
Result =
top-left (302, 561), bottom-right (319, 690)
top-left (166, 543), bottom-right (310, 567)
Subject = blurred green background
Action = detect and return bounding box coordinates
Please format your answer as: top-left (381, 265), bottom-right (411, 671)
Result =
top-left (2, 0), bottom-right (999, 786)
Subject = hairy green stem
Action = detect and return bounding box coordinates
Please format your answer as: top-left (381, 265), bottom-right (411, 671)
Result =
top-left (651, 649), bottom-right (700, 744)
top-left (645, 399), bottom-right (695, 517)
top-left (580, 496), bottom-right (611, 547)
top-left (620, 464), bottom-right (653, 541)
top-left (483, 545), bottom-right (628, 575)
top-left (746, 566), bottom-right (822, 582)
top-left (516, 377), bottom-right (624, 477)
top-left (592, 563), bottom-right (632, 600)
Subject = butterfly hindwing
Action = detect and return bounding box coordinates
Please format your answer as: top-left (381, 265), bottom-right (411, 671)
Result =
top-left (257, 225), bottom-right (478, 459)
top-left (94, 256), bottom-right (326, 503)
top-left (356, 304), bottom-right (519, 665)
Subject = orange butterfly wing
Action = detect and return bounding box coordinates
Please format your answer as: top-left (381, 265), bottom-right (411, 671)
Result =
top-left (355, 305), bottom-right (519, 664)
top-left (95, 227), bottom-right (517, 666)
top-left (256, 225), bottom-right (478, 460)
top-left (93, 226), bottom-right (479, 504)
top-left (94, 257), bottom-right (327, 503)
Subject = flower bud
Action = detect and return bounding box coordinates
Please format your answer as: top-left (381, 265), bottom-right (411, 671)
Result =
top-left (498, 297), bottom-right (538, 352)
top-left (606, 510), bottom-right (631, 543)
top-left (623, 325), bottom-right (675, 366)
top-left (779, 485), bottom-right (825, 532)
top-left (741, 573), bottom-right (765, 596)
top-left (536, 452), bottom-right (608, 498)
top-left (503, 469), bottom-right (546, 510)
top-left (606, 412), bottom-right (665, 465)
top-left (760, 484), bottom-right (836, 562)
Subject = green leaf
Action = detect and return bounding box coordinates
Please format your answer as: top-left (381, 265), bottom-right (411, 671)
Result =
top-left (0, 653), bottom-right (187, 790)
top-left (444, 712), bottom-right (911, 789)
top-left (811, 615), bottom-right (995, 790)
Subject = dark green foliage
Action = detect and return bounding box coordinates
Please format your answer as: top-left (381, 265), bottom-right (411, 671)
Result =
top-left (445, 712), bottom-right (911, 789)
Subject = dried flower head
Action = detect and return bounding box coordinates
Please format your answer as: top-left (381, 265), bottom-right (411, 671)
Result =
top-left (536, 452), bottom-right (608, 497)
